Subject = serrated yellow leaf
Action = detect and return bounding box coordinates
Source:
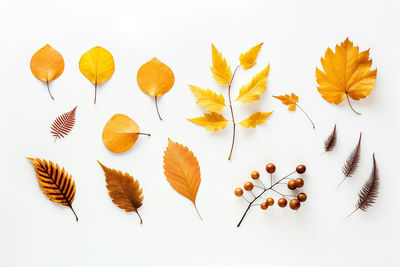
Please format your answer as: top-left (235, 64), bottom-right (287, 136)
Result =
top-left (187, 112), bottom-right (228, 131)
top-left (273, 93), bottom-right (299, 111)
top-left (239, 43), bottom-right (263, 69)
top-left (189, 85), bottom-right (226, 113)
top-left (238, 112), bottom-right (273, 128)
top-left (235, 64), bottom-right (270, 103)
top-left (316, 38), bottom-right (377, 114)
top-left (210, 44), bottom-right (232, 85)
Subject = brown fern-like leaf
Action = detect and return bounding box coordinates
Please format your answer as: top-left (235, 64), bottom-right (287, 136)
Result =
top-left (346, 153), bottom-right (379, 218)
top-left (27, 158), bottom-right (78, 221)
top-left (324, 124), bottom-right (337, 152)
top-left (98, 161), bottom-right (144, 224)
top-left (337, 132), bottom-right (362, 188)
top-left (50, 106), bottom-right (77, 141)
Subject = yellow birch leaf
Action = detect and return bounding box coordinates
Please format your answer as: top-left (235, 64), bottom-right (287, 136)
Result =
top-left (189, 85), bottom-right (226, 113)
top-left (30, 44), bottom-right (64, 100)
top-left (210, 44), bottom-right (232, 85)
top-left (235, 64), bottom-right (270, 103)
top-left (137, 57), bottom-right (175, 120)
top-left (239, 43), bottom-right (263, 69)
top-left (238, 112), bottom-right (273, 128)
top-left (79, 46), bottom-right (115, 104)
top-left (316, 38), bottom-right (377, 114)
top-left (273, 93), bottom-right (299, 111)
top-left (187, 112), bottom-right (228, 131)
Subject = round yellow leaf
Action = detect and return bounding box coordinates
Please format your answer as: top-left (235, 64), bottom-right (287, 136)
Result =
top-left (79, 46), bottom-right (115, 85)
top-left (102, 114), bottom-right (140, 153)
top-left (30, 44), bottom-right (64, 82)
top-left (137, 57), bottom-right (175, 97)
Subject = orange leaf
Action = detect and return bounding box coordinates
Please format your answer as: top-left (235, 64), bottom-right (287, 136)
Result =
top-left (163, 139), bottom-right (202, 220)
top-left (273, 93), bottom-right (299, 111)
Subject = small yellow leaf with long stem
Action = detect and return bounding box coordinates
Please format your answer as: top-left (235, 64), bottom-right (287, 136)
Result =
top-left (137, 58), bottom-right (175, 121)
top-left (239, 43), bottom-right (263, 69)
top-left (79, 46), bottom-right (115, 104)
top-left (316, 38), bottom-right (377, 115)
top-left (189, 85), bottom-right (226, 113)
top-left (187, 112), bottom-right (228, 131)
top-left (30, 44), bottom-right (64, 100)
top-left (210, 44), bottom-right (232, 85)
top-left (238, 112), bottom-right (273, 128)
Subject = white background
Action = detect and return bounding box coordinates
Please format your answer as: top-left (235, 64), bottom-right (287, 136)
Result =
top-left (0, 0), bottom-right (399, 266)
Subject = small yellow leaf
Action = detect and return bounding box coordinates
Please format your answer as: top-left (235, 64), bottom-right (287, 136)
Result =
top-left (238, 112), bottom-right (272, 128)
top-left (239, 43), bottom-right (263, 69)
top-left (79, 46), bottom-right (115, 103)
top-left (102, 114), bottom-right (149, 153)
top-left (189, 85), bottom-right (226, 113)
top-left (211, 44), bottom-right (232, 85)
top-left (137, 57), bottom-right (175, 120)
top-left (187, 112), bottom-right (228, 131)
top-left (316, 38), bottom-right (377, 114)
top-left (273, 93), bottom-right (299, 111)
top-left (236, 64), bottom-right (270, 103)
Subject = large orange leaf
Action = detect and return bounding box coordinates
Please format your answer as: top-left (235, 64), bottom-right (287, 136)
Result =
top-left (30, 44), bottom-right (64, 100)
top-left (163, 139), bottom-right (202, 219)
top-left (316, 38), bottom-right (377, 114)
top-left (137, 57), bottom-right (175, 121)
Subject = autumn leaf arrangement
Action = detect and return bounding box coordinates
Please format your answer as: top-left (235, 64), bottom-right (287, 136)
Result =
top-left (322, 124), bottom-right (380, 217)
top-left (234, 163), bottom-right (308, 227)
top-left (188, 43), bottom-right (273, 160)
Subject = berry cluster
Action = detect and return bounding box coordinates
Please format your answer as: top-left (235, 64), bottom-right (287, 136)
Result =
top-left (235, 163), bottom-right (308, 227)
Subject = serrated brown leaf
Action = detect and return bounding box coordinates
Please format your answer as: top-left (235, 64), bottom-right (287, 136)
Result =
top-left (27, 158), bottom-right (78, 221)
top-left (98, 161), bottom-right (144, 224)
top-left (163, 139), bottom-right (202, 220)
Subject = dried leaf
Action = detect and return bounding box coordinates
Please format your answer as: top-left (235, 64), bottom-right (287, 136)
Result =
top-left (102, 114), bottom-right (150, 153)
top-left (211, 44), bottom-right (232, 85)
top-left (235, 64), bottom-right (270, 103)
top-left (27, 158), bottom-right (78, 221)
top-left (79, 46), bottom-right (115, 104)
top-left (187, 112), bottom-right (228, 131)
top-left (324, 124), bottom-right (337, 152)
top-left (238, 112), bottom-right (272, 128)
top-left (163, 139), bottom-right (202, 219)
top-left (239, 43), bottom-right (263, 69)
top-left (273, 93), bottom-right (299, 111)
top-left (98, 161), bottom-right (144, 224)
top-left (30, 44), bottom-right (64, 100)
top-left (50, 106), bottom-right (77, 141)
top-left (189, 85), bottom-right (226, 113)
top-left (316, 38), bottom-right (377, 114)
top-left (137, 57), bottom-right (175, 121)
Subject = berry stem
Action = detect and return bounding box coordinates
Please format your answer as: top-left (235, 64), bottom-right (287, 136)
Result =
top-left (227, 65), bottom-right (240, 160)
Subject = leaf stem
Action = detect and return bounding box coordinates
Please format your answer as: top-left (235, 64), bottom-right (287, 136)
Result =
top-left (346, 93), bottom-right (361, 115)
top-left (137, 133), bottom-right (151, 136)
top-left (94, 83), bottom-right (97, 104)
top-left (194, 204), bottom-right (203, 220)
top-left (155, 96), bottom-right (163, 121)
top-left (227, 65), bottom-right (240, 160)
top-left (46, 81), bottom-right (55, 100)
top-left (295, 103), bottom-right (315, 129)
top-left (136, 210), bottom-right (143, 224)
top-left (69, 204), bottom-right (79, 222)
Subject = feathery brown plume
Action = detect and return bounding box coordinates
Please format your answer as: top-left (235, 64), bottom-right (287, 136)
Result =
top-left (50, 106), bottom-right (77, 141)
top-left (337, 132), bottom-right (362, 189)
top-left (324, 124), bottom-right (337, 152)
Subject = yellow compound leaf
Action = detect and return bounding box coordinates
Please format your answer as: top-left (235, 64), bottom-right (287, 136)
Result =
top-left (27, 158), bottom-right (78, 221)
top-left (316, 38), bottom-right (377, 114)
top-left (187, 112), bottom-right (228, 131)
top-left (102, 114), bottom-right (150, 153)
top-left (239, 43), bottom-right (263, 69)
top-left (238, 112), bottom-right (272, 128)
top-left (235, 64), bottom-right (270, 103)
top-left (163, 139), bottom-right (202, 220)
top-left (30, 44), bottom-right (64, 100)
top-left (189, 85), bottom-right (226, 113)
top-left (210, 44), bottom-right (232, 85)
top-left (98, 161), bottom-right (144, 224)
top-left (273, 93), bottom-right (299, 111)
top-left (137, 57), bottom-right (175, 120)
top-left (79, 46), bottom-right (115, 104)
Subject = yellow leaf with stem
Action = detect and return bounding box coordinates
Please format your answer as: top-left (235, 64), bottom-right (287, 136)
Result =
top-left (238, 112), bottom-right (273, 128)
top-left (210, 44), bottom-right (232, 85)
top-left (189, 85), bottom-right (226, 113)
top-left (316, 38), bottom-right (377, 115)
top-left (235, 64), bottom-right (270, 103)
top-left (273, 93), bottom-right (299, 111)
top-left (239, 43), bottom-right (263, 69)
top-left (187, 112), bottom-right (228, 131)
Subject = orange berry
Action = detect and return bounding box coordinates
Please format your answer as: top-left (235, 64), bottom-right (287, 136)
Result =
top-left (289, 199), bottom-right (301, 210)
top-left (266, 163), bottom-right (276, 174)
top-left (243, 182), bottom-right (254, 191)
top-left (295, 178), bottom-right (304, 188)
top-left (266, 198), bottom-right (274, 206)
top-left (234, 188), bottom-right (243, 197)
top-left (287, 180), bottom-right (297, 190)
top-left (297, 193), bottom-right (307, 202)
top-left (296, 165), bottom-right (306, 174)
top-left (251, 171), bottom-right (260, 179)
top-left (278, 198), bottom-right (287, 207)
top-left (261, 202), bottom-right (268, 210)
